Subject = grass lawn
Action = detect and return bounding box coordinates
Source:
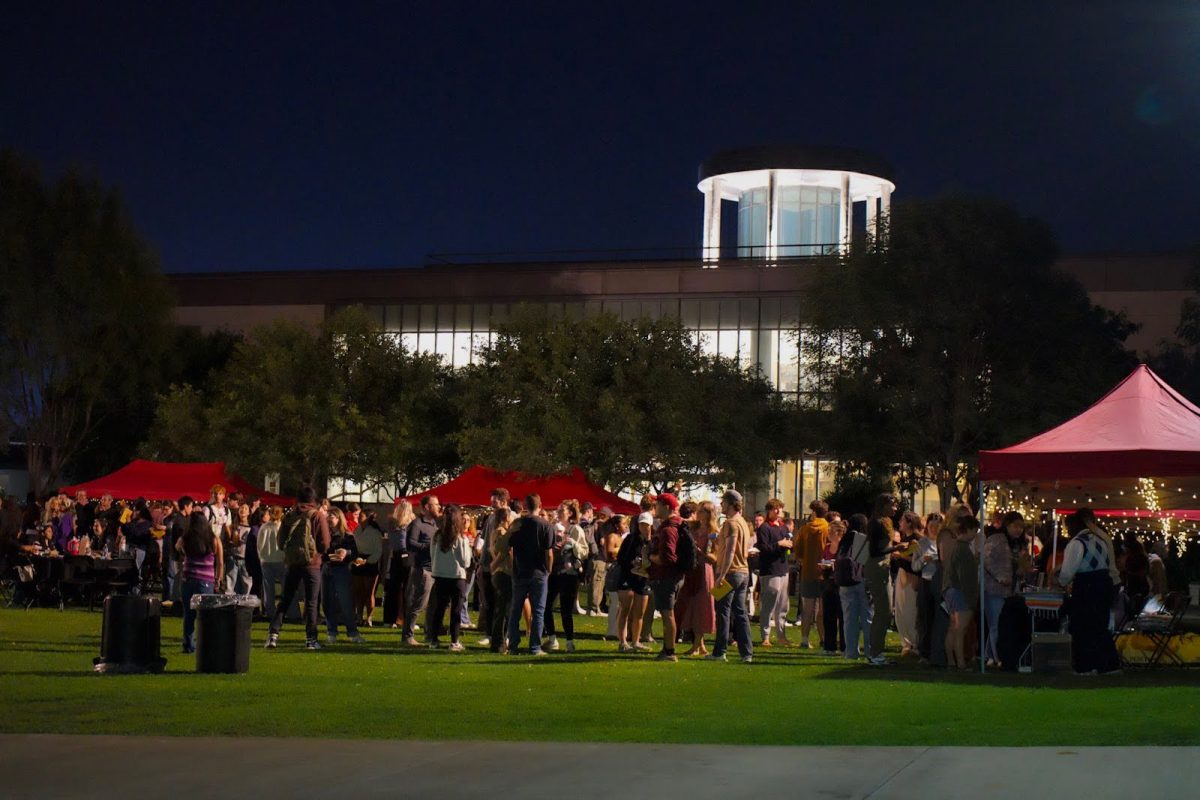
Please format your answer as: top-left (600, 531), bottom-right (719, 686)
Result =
top-left (1, 606), bottom-right (1197, 745)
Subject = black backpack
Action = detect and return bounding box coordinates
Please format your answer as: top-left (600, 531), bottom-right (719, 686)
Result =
top-left (675, 523), bottom-right (697, 572)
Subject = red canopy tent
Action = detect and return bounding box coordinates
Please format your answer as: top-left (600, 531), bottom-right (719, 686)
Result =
top-left (979, 365), bottom-right (1200, 510)
top-left (62, 460), bottom-right (293, 505)
top-left (402, 465), bottom-right (639, 515)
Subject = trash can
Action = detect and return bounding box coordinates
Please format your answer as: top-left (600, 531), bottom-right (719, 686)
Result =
top-left (192, 594), bottom-right (260, 674)
top-left (94, 594), bottom-right (166, 673)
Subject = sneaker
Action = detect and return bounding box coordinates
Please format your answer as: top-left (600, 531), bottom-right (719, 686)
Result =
top-left (326, 634), bottom-right (338, 645)
top-left (633, 642), bottom-right (651, 652)
top-left (575, 604), bottom-right (586, 614)
top-left (428, 640), bottom-right (441, 649)
top-left (265, 633), bottom-right (278, 649)
top-left (531, 648), bottom-right (547, 657)
top-left (449, 642), bottom-right (465, 652)
top-left (1100, 668), bottom-right (1123, 676)
top-left (413, 624), bottom-right (422, 632)
top-left (656, 651), bottom-right (679, 662)
top-left (403, 636), bottom-right (422, 647)
top-left (704, 653), bottom-right (727, 662)
top-left (348, 635), bottom-right (367, 644)
top-left (305, 639), bottom-right (322, 651)
top-left (545, 636), bottom-right (560, 651)
top-left (742, 655), bottom-right (754, 664)
top-left (566, 640), bottom-right (576, 653)
top-left (477, 637), bottom-right (491, 647)
top-left (800, 638), bottom-right (812, 649)
top-left (867, 655), bottom-right (891, 666)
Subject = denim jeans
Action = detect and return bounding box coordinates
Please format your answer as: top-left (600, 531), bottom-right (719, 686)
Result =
top-left (489, 572), bottom-right (513, 651)
top-left (864, 558), bottom-right (891, 659)
top-left (403, 568), bottom-right (433, 640)
top-left (714, 571), bottom-right (753, 658)
top-left (181, 578), bottom-right (213, 651)
top-left (984, 592), bottom-right (1007, 663)
top-left (224, 557), bottom-right (252, 594)
top-left (322, 566), bottom-right (358, 637)
top-left (270, 565), bottom-right (321, 642)
top-left (260, 560), bottom-right (288, 620)
top-left (508, 573), bottom-right (548, 653)
top-left (840, 583), bottom-right (870, 658)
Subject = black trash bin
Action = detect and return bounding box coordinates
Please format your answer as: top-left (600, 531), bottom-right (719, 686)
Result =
top-left (193, 594), bottom-right (259, 673)
top-left (94, 594), bottom-right (166, 673)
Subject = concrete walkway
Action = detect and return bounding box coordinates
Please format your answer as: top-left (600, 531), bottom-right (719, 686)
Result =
top-left (1, 735), bottom-right (1195, 799)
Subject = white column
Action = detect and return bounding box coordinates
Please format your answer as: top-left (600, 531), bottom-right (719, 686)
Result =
top-left (865, 194), bottom-right (877, 242)
top-left (880, 185), bottom-right (892, 242)
top-left (838, 172), bottom-right (851, 254)
top-left (767, 170), bottom-right (780, 262)
top-left (702, 181), bottom-right (721, 266)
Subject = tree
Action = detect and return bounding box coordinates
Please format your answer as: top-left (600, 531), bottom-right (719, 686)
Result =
top-left (142, 307), bottom-right (460, 495)
top-left (458, 307), bottom-right (786, 493)
top-left (797, 196), bottom-right (1137, 509)
top-left (0, 150), bottom-right (175, 495)
top-left (1149, 247), bottom-right (1200, 404)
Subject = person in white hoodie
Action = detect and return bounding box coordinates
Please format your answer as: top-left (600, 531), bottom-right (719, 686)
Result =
top-left (428, 504), bottom-right (473, 651)
top-left (256, 506), bottom-right (286, 619)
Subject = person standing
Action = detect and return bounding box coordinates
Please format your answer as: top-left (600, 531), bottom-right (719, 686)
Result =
top-left (796, 500), bottom-right (829, 648)
top-left (476, 488), bottom-right (510, 648)
top-left (352, 510), bottom-right (384, 627)
top-left (402, 495), bottom-right (440, 647)
top-left (756, 498), bottom-right (794, 648)
top-left (322, 508), bottom-right (365, 644)
top-left (488, 504), bottom-right (516, 653)
top-left (506, 494), bottom-right (555, 656)
top-left (864, 493), bottom-right (900, 666)
top-left (223, 503), bottom-right (254, 595)
top-left (428, 504), bottom-right (473, 651)
top-left (679, 500), bottom-right (717, 657)
top-left (603, 514), bottom-right (627, 641)
top-left (911, 512), bottom-right (942, 663)
top-left (582, 503), bottom-right (607, 616)
top-left (819, 518), bottom-right (846, 656)
top-left (257, 505), bottom-right (287, 620)
top-left (648, 493), bottom-right (686, 662)
top-left (265, 486), bottom-right (331, 650)
top-left (543, 500), bottom-right (589, 652)
top-left (383, 500), bottom-right (414, 628)
top-left (893, 511), bottom-right (924, 657)
top-left (945, 514), bottom-right (980, 670)
top-left (710, 489), bottom-right (754, 663)
top-left (982, 511), bottom-right (1023, 665)
top-left (1059, 510), bottom-right (1122, 675)
top-left (177, 510), bottom-right (223, 654)
top-left (163, 496), bottom-right (194, 606)
top-left (836, 513), bottom-right (871, 659)
top-left (202, 484), bottom-right (231, 555)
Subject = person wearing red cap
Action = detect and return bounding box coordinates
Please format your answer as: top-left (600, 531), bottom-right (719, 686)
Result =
top-left (649, 492), bottom-right (684, 662)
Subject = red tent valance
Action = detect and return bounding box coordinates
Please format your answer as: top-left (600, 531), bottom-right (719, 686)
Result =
top-left (402, 465), bottom-right (639, 515)
top-left (62, 460), bottom-right (293, 506)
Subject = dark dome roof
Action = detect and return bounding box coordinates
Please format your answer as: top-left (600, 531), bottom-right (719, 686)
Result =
top-left (699, 145), bottom-right (894, 182)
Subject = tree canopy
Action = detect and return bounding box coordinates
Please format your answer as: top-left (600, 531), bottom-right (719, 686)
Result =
top-left (458, 307), bottom-right (787, 493)
top-left (797, 195), bottom-right (1137, 508)
top-left (1150, 247), bottom-right (1200, 404)
top-left (142, 307), bottom-right (460, 496)
top-left (0, 150), bottom-right (176, 495)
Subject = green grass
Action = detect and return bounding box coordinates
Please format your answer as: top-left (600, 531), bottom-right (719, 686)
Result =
top-left (1, 606), bottom-right (1197, 745)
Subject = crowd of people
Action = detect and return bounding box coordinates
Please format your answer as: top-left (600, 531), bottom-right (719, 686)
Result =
top-left (3, 481), bottom-right (1168, 674)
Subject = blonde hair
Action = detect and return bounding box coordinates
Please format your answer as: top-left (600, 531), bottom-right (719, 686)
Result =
top-left (269, 505), bottom-right (285, 522)
top-left (695, 501), bottom-right (720, 536)
top-left (393, 499), bottom-right (415, 529)
top-left (328, 507), bottom-right (348, 535)
top-left (561, 498), bottom-right (580, 523)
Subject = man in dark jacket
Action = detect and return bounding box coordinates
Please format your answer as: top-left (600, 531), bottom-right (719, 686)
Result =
top-left (402, 495), bottom-right (441, 646)
top-left (649, 493), bottom-right (684, 662)
top-left (265, 486), bottom-right (332, 651)
top-left (163, 496), bottom-right (194, 605)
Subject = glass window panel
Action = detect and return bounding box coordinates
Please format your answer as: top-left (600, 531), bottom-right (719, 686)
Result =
top-left (602, 300), bottom-right (621, 317)
top-left (401, 304), bottom-right (418, 333)
top-left (419, 305), bottom-right (436, 332)
top-left (435, 332), bottom-right (454, 361)
top-left (416, 332), bottom-right (434, 354)
top-left (400, 332), bottom-right (417, 353)
top-left (698, 331), bottom-right (718, 358)
top-left (545, 303), bottom-right (562, 319)
top-left (384, 305), bottom-right (402, 332)
top-left (564, 302), bottom-right (584, 321)
top-left (778, 331), bottom-right (799, 392)
top-left (737, 330), bottom-right (753, 370)
top-left (757, 329), bottom-right (778, 385)
top-left (640, 301), bottom-right (660, 320)
top-left (760, 297), bottom-right (781, 328)
top-left (455, 304), bottom-right (472, 330)
top-left (818, 460), bottom-right (838, 500)
top-left (719, 299), bottom-right (739, 330)
top-left (659, 298), bottom-right (680, 320)
top-left (470, 332), bottom-right (489, 364)
top-left (583, 300), bottom-right (603, 318)
top-left (739, 298), bottom-right (758, 328)
top-left (780, 297), bottom-right (800, 327)
top-left (621, 301), bottom-right (639, 322)
top-left (453, 331), bottom-right (472, 367)
top-left (717, 329), bottom-right (739, 360)
top-left (680, 299), bottom-right (701, 330)
top-left (801, 459), bottom-right (818, 508)
top-left (472, 304), bottom-right (490, 330)
top-left (699, 300), bottom-right (720, 329)
top-left (490, 304), bottom-right (509, 324)
top-left (779, 460), bottom-right (799, 514)
top-left (436, 304), bottom-right (454, 331)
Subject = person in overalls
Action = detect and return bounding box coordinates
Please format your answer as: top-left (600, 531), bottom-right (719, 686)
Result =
top-left (1058, 509), bottom-right (1122, 675)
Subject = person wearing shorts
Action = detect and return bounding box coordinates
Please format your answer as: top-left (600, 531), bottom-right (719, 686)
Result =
top-left (615, 519), bottom-right (653, 652)
top-left (648, 493), bottom-right (685, 662)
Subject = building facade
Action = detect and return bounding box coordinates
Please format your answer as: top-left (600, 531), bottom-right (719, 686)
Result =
top-left (168, 146), bottom-right (1194, 510)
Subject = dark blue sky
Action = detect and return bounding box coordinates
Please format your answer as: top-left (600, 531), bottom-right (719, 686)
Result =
top-left (4, 3), bottom-right (1198, 273)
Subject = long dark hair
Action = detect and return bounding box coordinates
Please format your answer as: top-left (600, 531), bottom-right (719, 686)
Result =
top-left (437, 504), bottom-right (464, 552)
top-left (838, 513), bottom-right (869, 556)
top-left (181, 510), bottom-right (213, 558)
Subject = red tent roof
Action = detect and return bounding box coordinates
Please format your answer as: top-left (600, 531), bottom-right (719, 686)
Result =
top-left (979, 365), bottom-right (1200, 482)
top-left (402, 465), bottom-right (639, 515)
top-left (62, 460), bottom-right (293, 505)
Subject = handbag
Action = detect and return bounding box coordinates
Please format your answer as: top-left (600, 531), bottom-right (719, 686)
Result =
top-left (711, 579), bottom-right (733, 601)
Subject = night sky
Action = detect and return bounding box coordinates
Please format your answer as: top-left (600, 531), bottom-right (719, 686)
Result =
top-left (4, 3), bottom-right (1198, 273)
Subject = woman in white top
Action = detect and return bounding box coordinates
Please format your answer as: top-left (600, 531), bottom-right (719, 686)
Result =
top-left (352, 511), bottom-right (384, 627)
top-left (256, 506), bottom-right (286, 619)
top-left (427, 504), bottom-right (473, 651)
top-left (543, 499), bottom-right (590, 652)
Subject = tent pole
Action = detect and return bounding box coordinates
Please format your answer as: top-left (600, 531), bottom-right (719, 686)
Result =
top-left (1051, 513), bottom-right (1059, 581)
top-left (979, 480), bottom-right (987, 675)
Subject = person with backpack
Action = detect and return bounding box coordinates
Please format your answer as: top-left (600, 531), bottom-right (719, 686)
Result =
top-left (542, 499), bottom-right (589, 652)
top-left (835, 513), bottom-right (872, 659)
top-left (265, 486), bottom-right (331, 650)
